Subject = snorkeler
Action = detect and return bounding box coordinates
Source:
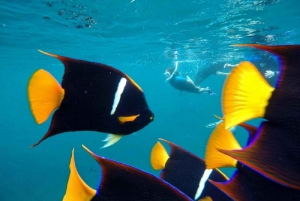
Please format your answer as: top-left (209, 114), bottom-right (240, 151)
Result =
top-left (224, 35), bottom-right (280, 86)
top-left (205, 56), bottom-right (279, 130)
top-left (205, 35), bottom-right (280, 130)
top-left (223, 52), bottom-right (279, 86)
top-left (248, 52), bottom-right (279, 86)
top-left (164, 62), bottom-right (213, 94)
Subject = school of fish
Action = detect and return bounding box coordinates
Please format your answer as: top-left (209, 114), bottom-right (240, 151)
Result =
top-left (27, 44), bottom-right (300, 200)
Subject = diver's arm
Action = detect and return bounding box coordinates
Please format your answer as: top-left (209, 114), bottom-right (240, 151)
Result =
top-left (165, 61), bottom-right (179, 81)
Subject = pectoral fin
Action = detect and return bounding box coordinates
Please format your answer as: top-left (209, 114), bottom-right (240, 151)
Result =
top-left (118, 114), bottom-right (140, 124)
top-left (101, 134), bottom-right (123, 148)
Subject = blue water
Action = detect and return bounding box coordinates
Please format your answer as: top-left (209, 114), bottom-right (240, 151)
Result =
top-left (1, 0), bottom-right (300, 200)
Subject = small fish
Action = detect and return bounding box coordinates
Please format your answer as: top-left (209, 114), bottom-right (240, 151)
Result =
top-left (28, 50), bottom-right (154, 148)
top-left (63, 145), bottom-right (196, 201)
top-left (205, 122), bottom-right (300, 201)
top-left (151, 138), bottom-right (231, 201)
top-left (221, 44), bottom-right (300, 190)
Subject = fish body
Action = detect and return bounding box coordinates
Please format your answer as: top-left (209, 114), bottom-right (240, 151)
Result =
top-left (205, 122), bottom-right (300, 201)
top-left (221, 44), bottom-right (300, 190)
top-left (28, 50), bottom-right (154, 147)
top-left (151, 138), bottom-right (231, 201)
top-left (211, 162), bottom-right (300, 201)
top-left (63, 145), bottom-right (194, 201)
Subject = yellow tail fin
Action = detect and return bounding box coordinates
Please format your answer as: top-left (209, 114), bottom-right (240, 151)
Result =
top-left (62, 149), bottom-right (96, 201)
top-left (222, 61), bottom-right (274, 129)
top-left (150, 141), bottom-right (170, 170)
top-left (205, 122), bottom-right (241, 169)
top-left (27, 69), bottom-right (64, 124)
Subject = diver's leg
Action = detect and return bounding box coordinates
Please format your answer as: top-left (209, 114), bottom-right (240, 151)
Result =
top-left (216, 71), bottom-right (230, 76)
top-left (186, 76), bottom-right (195, 85)
top-left (223, 63), bottom-right (238, 68)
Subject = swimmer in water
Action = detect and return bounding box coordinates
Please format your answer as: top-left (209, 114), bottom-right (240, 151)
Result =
top-left (164, 62), bottom-right (213, 95)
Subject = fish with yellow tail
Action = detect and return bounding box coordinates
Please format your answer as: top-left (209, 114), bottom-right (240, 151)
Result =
top-left (28, 50), bottom-right (154, 148)
top-left (221, 44), bottom-right (300, 191)
top-left (63, 145), bottom-right (212, 201)
top-left (150, 138), bottom-right (231, 201)
top-left (204, 122), bottom-right (300, 201)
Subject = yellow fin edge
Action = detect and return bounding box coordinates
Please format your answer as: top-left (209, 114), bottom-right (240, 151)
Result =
top-left (205, 122), bottom-right (241, 169)
top-left (62, 149), bottom-right (96, 201)
top-left (27, 69), bottom-right (64, 124)
top-left (222, 61), bottom-right (274, 129)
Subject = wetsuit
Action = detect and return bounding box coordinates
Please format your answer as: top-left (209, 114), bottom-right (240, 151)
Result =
top-left (168, 74), bottom-right (200, 94)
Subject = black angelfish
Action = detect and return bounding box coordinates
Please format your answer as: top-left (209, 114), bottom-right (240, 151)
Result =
top-left (28, 50), bottom-right (154, 148)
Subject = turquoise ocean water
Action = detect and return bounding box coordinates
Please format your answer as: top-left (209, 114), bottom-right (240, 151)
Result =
top-left (1, 0), bottom-right (300, 200)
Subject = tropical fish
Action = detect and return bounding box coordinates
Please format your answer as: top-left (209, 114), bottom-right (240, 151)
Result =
top-left (221, 44), bottom-right (300, 190)
top-left (151, 138), bottom-right (231, 201)
top-left (63, 145), bottom-right (200, 201)
top-left (28, 50), bottom-right (154, 148)
top-left (223, 44), bottom-right (300, 129)
top-left (205, 122), bottom-right (300, 201)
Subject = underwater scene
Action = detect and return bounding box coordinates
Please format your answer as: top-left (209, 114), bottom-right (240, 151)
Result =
top-left (1, 0), bottom-right (300, 200)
